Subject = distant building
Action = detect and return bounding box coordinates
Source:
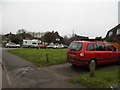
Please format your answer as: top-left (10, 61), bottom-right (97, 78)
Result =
top-left (18, 33), bottom-right (34, 40)
top-left (105, 24), bottom-right (120, 42)
top-left (71, 34), bottom-right (89, 41)
top-left (63, 34), bottom-right (88, 45)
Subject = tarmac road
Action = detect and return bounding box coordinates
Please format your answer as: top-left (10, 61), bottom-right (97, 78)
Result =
top-left (0, 48), bottom-right (2, 90)
top-left (2, 48), bottom-right (87, 88)
top-left (0, 59), bottom-right (2, 90)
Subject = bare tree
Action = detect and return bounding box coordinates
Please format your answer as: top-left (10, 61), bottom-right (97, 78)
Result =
top-left (17, 29), bottom-right (26, 34)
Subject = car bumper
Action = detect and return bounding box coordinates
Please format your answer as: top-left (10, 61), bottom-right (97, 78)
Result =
top-left (67, 57), bottom-right (88, 66)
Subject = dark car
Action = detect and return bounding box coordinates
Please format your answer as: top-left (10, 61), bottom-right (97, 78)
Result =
top-left (67, 41), bottom-right (120, 69)
top-left (29, 44), bottom-right (38, 48)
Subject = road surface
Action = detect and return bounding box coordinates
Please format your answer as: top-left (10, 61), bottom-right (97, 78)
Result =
top-left (2, 48), bottom-right (87, 88)
top-left (0, 48), bottom-right (2, 90)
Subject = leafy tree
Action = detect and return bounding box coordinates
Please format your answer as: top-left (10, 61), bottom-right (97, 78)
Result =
top-left (43, 32), bottom-right (55, 43)
top-left (95, 36), bottom-right (103, 41)
top-left (42, 31), bottom-right (63, 44)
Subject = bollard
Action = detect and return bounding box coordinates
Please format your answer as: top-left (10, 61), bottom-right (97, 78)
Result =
top-left (2, 63), bottom-right (4, 70)
top-left (89, 60), bottom-right (95, 77)
top-left (46, 53), bottom-right (49, 63)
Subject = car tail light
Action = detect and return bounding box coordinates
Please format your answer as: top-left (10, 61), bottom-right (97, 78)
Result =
top-left (80, 53), bottom-right (84, 56)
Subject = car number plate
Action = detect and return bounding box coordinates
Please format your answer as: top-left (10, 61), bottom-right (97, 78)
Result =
top-left (69, 53), bottom-right (75, 57)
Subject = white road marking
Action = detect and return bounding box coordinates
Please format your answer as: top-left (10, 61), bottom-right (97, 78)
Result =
top-left (6, 74), bottom-right (11, 85)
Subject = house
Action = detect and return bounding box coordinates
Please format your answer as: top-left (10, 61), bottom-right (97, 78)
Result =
top-left (63, 34), bottom-right (88, 46)
top-left (105, 24), bottom-right (120, 42)
top-left (28, 32), bottom-right (45, 38)
top-left (104, 24), bottom-right (120, 50)
top-left (69, 34), bottom-right (89, 42)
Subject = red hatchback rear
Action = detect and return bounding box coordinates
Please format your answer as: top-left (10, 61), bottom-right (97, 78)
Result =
top-left (67, 41), bottom-right (120, 69)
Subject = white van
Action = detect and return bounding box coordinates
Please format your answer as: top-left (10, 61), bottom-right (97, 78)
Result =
top-left (23, 39), bottom-right (41, 48)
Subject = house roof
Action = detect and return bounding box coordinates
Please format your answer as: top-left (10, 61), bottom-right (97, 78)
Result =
top-left (105, 24), bottom-right (120, 42)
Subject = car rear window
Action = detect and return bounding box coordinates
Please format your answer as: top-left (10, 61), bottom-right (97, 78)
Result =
top-left (68, 42), bottom-right (82, 51)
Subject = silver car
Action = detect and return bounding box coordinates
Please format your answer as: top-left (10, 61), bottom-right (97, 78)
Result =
top-left (5, 42), bottom-right (20, 48)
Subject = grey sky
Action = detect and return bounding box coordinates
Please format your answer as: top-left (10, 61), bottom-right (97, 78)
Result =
top-left (0, 0), bottom-right (119, 38)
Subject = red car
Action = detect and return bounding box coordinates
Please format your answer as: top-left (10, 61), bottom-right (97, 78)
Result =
top-left (67, 41), bottom-right (120, 69)
top-left (36, 44), bottom-right (47, 49)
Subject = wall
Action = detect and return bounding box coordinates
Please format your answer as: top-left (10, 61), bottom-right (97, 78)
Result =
top-left (109, 42), bottom-right (120, 50)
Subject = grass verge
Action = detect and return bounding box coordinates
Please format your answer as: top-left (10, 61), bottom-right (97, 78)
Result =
top-left (69, 66), bottom-right (119, 88)
top-left (8, 48), bottom-right (67, 67)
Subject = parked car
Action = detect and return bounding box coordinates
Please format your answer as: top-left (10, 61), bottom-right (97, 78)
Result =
top-left (67, 41), bottom-right (120, 70)
top-left (47, 44), bottom-right (54, 48)
top-left (5, 42), bottom-right (20, 48)
top-left (53, 44), bottom-right (64, 49)
top-left (62, 44), bottom-right (68, 48)
top-left (36, 44), bottom-right (47, 49)
top-left (29, 44), bottom-right (38, 48)
top-left (48, 44), bottom-right (68, 49)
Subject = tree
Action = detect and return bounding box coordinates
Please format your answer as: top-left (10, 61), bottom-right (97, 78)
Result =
top-left (63, 35), bottom-right (70, 45)
top-left (42, 31), bottom-right (63, 44)
top-left (10, 35), bottom-right (22, 44)
top-left (42, 32), bottom-right (55, 43)
top-left (17, 29), bottom-right (26, 34)
top-left (95, 36), bottom-right (103, 41)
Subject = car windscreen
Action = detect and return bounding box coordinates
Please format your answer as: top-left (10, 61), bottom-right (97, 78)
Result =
top-left (68, 42), bottom-right (82, 51)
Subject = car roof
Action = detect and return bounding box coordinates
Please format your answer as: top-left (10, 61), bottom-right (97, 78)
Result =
top-left (72, 40), bottom-right (107, 44)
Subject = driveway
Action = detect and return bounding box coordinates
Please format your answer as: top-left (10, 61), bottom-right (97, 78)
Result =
top-left (2, 48), bottom-right (87, 88)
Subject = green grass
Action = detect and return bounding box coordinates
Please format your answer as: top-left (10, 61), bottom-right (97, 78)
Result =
top-left (8, 48), bottom-right (67, 67)
top-left (69, 66), bottom-right (119, 88)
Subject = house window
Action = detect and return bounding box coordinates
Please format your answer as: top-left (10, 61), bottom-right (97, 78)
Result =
top-left (117, 29), bottom-right (120, 35)
top-left (108, 31), bottom-right (113, 36)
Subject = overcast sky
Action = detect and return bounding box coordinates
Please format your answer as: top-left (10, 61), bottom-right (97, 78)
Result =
top-left (0, 0), bottom-right (119, 38)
